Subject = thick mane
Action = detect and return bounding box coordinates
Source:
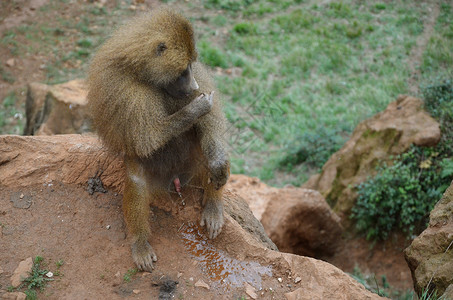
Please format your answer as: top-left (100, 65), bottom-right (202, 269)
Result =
top-left (90, 9), bottom-right (196, 86)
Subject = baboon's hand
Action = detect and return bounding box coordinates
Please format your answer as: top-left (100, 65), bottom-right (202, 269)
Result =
top-left (191, 91), bottom-right (214, 117)
top-left (209, 159), bottom-right (230, 190)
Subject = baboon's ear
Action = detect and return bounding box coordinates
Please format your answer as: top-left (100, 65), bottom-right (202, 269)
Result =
top-left (156, 42), bottom-right (167, 56)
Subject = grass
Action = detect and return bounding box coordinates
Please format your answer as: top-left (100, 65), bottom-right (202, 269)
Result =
top-left (0, 91), bottom-right (24, 135)
top-left (1, 0), bottom-right (135, 85)
top-left (421, 3), bottom-right (453, 77)
top-left (123, 268), bottom-right (138, 283)
top-left (194, 0), bottom-right (444, 186)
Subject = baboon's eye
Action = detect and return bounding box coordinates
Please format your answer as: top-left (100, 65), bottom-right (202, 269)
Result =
top-left (156, 42), bottom-right (167, 56)
top-left (180, 67), bottom-right (189, 77)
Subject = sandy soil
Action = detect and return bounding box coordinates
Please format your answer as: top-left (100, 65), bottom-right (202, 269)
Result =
top-left (0, 182), bottom-right (292, 299)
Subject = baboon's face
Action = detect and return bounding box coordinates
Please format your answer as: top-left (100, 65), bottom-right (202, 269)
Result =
top-left (164, 63), bottom-right (199, 98)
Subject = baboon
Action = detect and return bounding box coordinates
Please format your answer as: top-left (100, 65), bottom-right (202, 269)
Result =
top-left (87, 8), bottom-right (230, 272)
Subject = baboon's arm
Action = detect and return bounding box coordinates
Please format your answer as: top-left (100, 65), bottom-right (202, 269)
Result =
top-left (196, 105), bottom-right (230, 189)
top-left (117, 89), bottom-right (212, 158)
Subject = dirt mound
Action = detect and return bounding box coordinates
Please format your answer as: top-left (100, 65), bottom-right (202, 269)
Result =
top-left (0, 134), bottom-right (383, 299)
top-left (227, 174), bottom-right (342, 258)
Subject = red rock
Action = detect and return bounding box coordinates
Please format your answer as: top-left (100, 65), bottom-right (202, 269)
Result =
top-left (2, 292), bottom-right (27, 300)
top-left (405, 183), bottom-right (453, 298)
top-left (10, 257), bottom-right (32, 287)
top-left (24, 79), bottom-right (89, 136)
top-left (6, 58), bottom-right (15, 67)
top-left (227, 174), bottom-right (342, 258)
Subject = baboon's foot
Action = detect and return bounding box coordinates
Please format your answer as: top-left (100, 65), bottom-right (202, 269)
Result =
top-left (131, 240), bottom-right (157, 272)
top-left (200, 200), bottom-right (224, 239)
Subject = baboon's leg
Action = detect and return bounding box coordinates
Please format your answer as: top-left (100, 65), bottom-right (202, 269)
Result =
top-left (123, 158), bottom-right (157, 272)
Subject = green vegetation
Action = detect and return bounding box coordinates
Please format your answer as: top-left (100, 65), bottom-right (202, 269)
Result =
top-left (5, 256), bottom-right (65, 299)
top-left (419, 289), bottom-right (445, 300)
top-left (0, 91), bottom-right (24, 135)
top-left (123, 268), bottom-right (138, 283)
top-left (198, 40), bottom-right (228, 68)
top-left (54, 259), bottom-right (64, 276)
top-left (20, 256), bottom-right (57, 299)
top-left (0, 65), bottom-right (15, 83)
top-left (191, 0), bottom-right (451, 186)
top-left (352, 77), bottom-right (453, 240)
top-left (421, 3), bottom-right (453, 76)
top-left (279, 127), bottom-right (345, 170)
top-left (352, 147), bottom-right (446, 240)
top-left (350, 2), bottom-right (453, 241)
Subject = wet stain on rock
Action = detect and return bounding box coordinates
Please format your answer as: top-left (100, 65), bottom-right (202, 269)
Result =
top-left (180, 223), bottom-right (272, 291)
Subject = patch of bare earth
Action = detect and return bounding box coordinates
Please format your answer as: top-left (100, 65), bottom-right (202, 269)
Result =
top-left (407, 1), bottom-right (440, 95)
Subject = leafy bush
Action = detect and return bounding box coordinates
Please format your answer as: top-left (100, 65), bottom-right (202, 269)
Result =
top-left (423, 77), bottom-right (453, 155)
top-left (19, 256), bottom-right (54, 299)
top-left (352, 77), bottom-right (453, 240)
top-left (352, 147), bottom-right (445, 240)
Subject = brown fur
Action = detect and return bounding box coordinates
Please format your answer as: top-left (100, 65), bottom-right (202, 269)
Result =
top-left (87, 8), bottom-right (229, 272)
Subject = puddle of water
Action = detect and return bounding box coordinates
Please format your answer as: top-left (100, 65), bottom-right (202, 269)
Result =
top-left (180, 223), bottom-right (272, 291)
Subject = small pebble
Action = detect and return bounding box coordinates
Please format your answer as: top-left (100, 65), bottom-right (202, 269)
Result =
top-left (194, 279), bottom-right (210, 290)
top-left (244, 283), bottom-right (257, 299)
top-left (6, 58), bottom-right (15, 67)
